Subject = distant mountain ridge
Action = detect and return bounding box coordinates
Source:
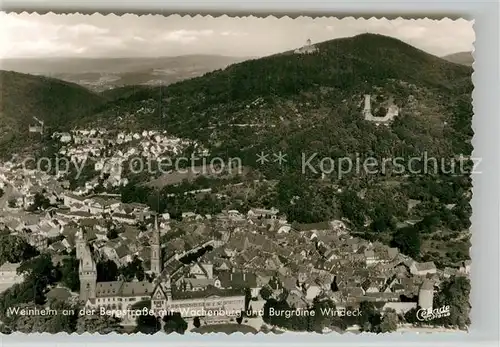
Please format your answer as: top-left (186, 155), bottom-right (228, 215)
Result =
top-left (0, 55), bottom-right (252, 92)
top-left (80, 33), bottom-right (471, 135)
top-left (1, 34), bottom-right (473, 161)
top-left (441, 51), bottom-right (473, 66)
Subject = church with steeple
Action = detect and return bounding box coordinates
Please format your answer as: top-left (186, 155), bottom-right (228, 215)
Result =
top-left (76, 221), bottom-right (158, 309)
top-left (76, 228), bottom-right (97, 302)
top-left (150, 214), bottom-right (162, 276)
top-left (76, 215), bottom-right (245, 321)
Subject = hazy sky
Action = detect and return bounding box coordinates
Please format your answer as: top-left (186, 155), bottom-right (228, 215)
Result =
top-left (0, 13), bottom-right (474, 58)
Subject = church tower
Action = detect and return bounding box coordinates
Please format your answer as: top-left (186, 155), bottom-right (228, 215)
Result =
top-left (165, 274), bottom-right (172, 302)
top-left (75, 227), bottom-right (85, 260)
top-left (78, 243), bottom-right (97, 302)
top-left (150, 214), bottom-right (162, 276)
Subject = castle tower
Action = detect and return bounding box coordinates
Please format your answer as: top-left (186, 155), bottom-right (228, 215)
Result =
top-left (418, 280), bottom-right (434, 310)
top-left (150, 214), bottom-right (162, 276)
top-left (78, 244), bottom-right (97, 302)
top-left (364, 94), bottom-right (372, 114)
top-left (306, 38), bottom-right (312, 46)
top-left (75, 228), bottom-right (85, 260)
top-left (165, 274), bottom-right (173, 302)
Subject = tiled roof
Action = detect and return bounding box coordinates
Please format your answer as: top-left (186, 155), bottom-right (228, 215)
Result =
top-left (184, 278), bottom-right (216, 288)
top-left (121, 281), bottom-right (152, 297)
top-left (218, 271), bottom-right (258, 289)
top-left (414, 261), bottom-right (436, 271)
top-left (115, 244), bottom-right (130, 259)
top-left (95, 281), bottom-right (123, 297)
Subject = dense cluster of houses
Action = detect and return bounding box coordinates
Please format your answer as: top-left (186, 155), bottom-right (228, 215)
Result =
top-left (39, 128), bottom-right (207, 191)
top-left (55, 128), bottom-right (207, 163)
top-left (0, 168), bottom-right (471, 321)
top-left (0, 129), bottom-right (472, 328)
top-left (197, 216), bottom-right (470, 316)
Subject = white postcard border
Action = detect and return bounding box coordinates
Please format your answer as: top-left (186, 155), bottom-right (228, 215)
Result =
top-left (0, 0), bottom-right (498, 346)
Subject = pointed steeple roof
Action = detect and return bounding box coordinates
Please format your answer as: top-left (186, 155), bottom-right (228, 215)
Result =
top-left (151, 214), bottom-right (160, 245)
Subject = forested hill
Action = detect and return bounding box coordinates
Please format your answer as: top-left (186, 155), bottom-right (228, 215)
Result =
top-left (1, 33), bottom-right (473, 267)
top-left (77, 33), bottom-right (473, 164)
top-left (0, 70), bottom-right (106, 156)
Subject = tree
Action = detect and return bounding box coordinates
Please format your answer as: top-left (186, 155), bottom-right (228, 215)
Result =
top-left (263, 299), bottom-right (312, 332)
top-left (76, 313), bottom-right (122, 334)
top-left (358, 301), bottom-right (382, 333)
top-left (371, 215), bottom-right (395, 233)
top-left (7, 199), bottom-right (16, 208)
top-left (131, 300), bottom-right (160, 333)
top-left (391, 226), bottom-right (421, 259)
top-left (163, 312), bottom-right (187, 334)
top-left (310, 297), bottom-right (346, 332)
top-left (59, 256), bottom-right (80, 292)
top-left (119, 256), bottom-right (145, 281)
top-left (416, 214), bottom-right (440, 233)
top-left (193, 316), bottom-right (201, 328)
top-left (0, 323), bottom-right (12, 334)
top-left (106, 229), bottom-right (119, 240)
top-left (375, 106), bottom-right (387, 118)
top-left (0, 188), bottom-right (4, 198)
top-left (404, 307), bottom-right (419, 324)
top-left (259, 286), bottom-right (272, 301)
top-left (2, 301), bottom-right (78, 334)
top-left (135, 314), bottom-right (160, 334)
top-left (380, 308), bottom-right (399, 332)
top-left (339, 191), bottom-right (366, 227)
top-left (97, 259), bottom-right (119, 282)
top-left (43, 300), bottom-right (79, 333)
top-left (433, 276), bottom-right (471, 329)
top-left (148, 193), bottom-right (167, 214)
top-left (0, 235), bottom-right (39, 265)
top-left (30, 192), bottom-right (51, 211)
top-left (17, 254), bottom-right (58, 305)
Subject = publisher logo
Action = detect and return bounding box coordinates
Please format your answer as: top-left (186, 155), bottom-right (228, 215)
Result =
top-left (416, 305), bottom-right (451, 321)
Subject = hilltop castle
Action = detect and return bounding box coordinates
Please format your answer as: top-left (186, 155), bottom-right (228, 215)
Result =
top-left (294, 39), bottom-right (318, 55)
